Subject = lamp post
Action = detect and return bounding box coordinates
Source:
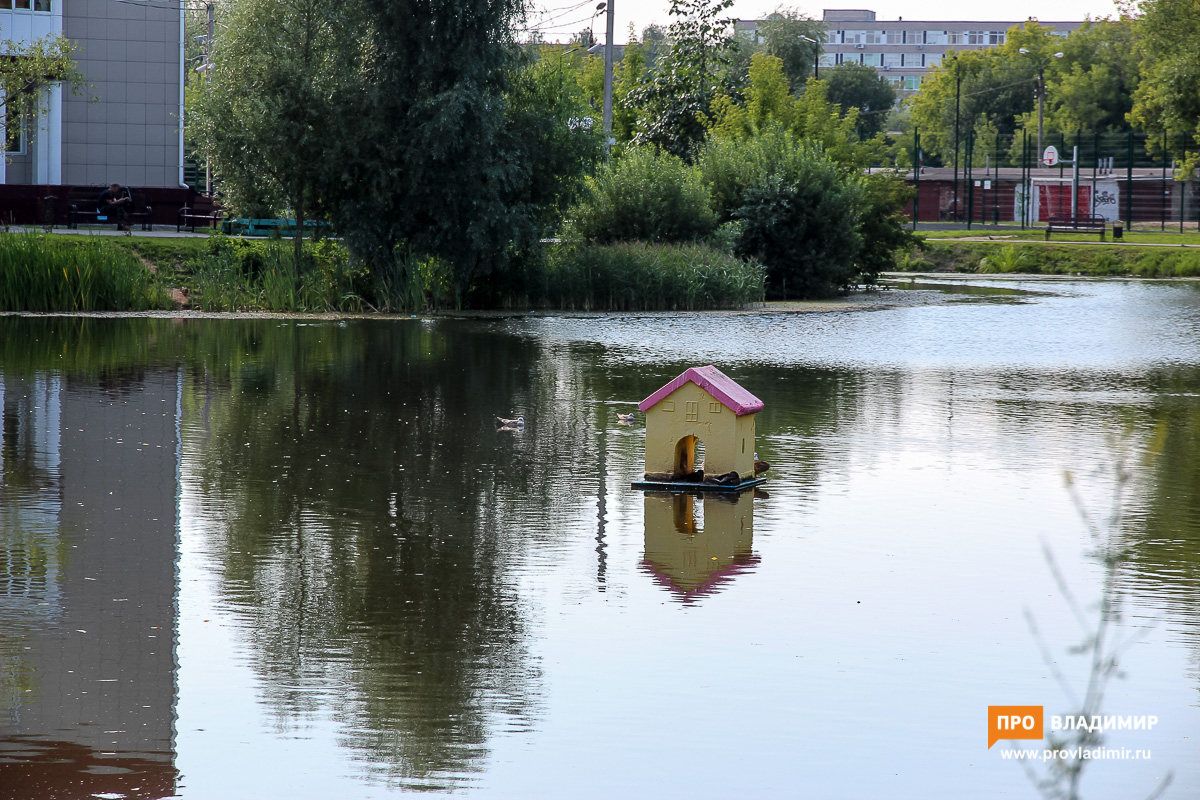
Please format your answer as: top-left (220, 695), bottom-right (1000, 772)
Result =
top-left (951, 55), bottom-right (961, 222)
top-left (799, 34), bottom-right (820, 79)
top-left (1018, 47), bottom-right (1063, 158)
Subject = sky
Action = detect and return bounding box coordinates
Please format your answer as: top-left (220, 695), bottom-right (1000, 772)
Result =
top-left (525, 0), bottom-right (1125, 44)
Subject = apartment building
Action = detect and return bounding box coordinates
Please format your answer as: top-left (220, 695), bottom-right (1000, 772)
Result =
top-left (737, 9), bottom-right (1084, 96)
top-left (0, 0), bottom-right (184, 188)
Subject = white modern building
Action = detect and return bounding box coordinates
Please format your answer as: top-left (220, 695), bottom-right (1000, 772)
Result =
top-left (0, 0), bottom-right (184, 189)
top-left (736, 9), bottom-right (1085, 96)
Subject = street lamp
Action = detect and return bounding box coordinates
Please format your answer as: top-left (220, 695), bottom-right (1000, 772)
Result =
top-left (950, 54), bottom-right (961, 221)
top-left (799, 34), bottom-right (820, 79)
top-left (1018, 48), bottom-right (1063, 158)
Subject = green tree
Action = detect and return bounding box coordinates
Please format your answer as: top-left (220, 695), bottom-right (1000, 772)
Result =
top-left (629, 0), bottom-right (734, 160)
top-left (824, 62), bottom-right (896, 139)
top-left (0, 32), bottom-right (83, 155)
top-left (1131, 0), bottom-right (1200, 137)
top-left (190, 0), bottom-right (354, 259)
top-left (754, 8), bottom-right (825, 93)
top-left (568, 147), bottom-right (716, 244)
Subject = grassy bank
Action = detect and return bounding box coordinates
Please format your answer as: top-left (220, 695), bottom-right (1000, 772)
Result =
top-left (899, 240), bottom-right (1200, 277)
top-left (21, 235), bottom-right (765, 313)
top-left (0, 233), bottom-right (172, 312)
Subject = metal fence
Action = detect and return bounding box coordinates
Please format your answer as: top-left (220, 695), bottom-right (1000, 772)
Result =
top-left (904, 130), bottom-right (1200, 232)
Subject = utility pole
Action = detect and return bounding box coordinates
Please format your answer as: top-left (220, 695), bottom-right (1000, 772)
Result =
top-left (205, 2), bottom-right (214, 195)
top-left (602, 0), bottom-right (614, 151)
top-left (952, 56), bottom-right (960, 222)
top-left (1018, 48), bottom-right (1062, 159)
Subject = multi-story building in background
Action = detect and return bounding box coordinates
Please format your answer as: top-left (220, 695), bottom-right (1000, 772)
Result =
top-left (0, 0), bottom-right (187, 220)
top-left (736, 9), bottom-right (1085, 97)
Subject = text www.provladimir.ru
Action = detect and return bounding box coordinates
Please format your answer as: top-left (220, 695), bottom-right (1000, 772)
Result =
top-left (1000, 747), bottom-right (1152, 762)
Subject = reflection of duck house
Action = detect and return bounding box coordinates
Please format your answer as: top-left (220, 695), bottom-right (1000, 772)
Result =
top-left (642, 491), bottom-right (759, 603)
top-left (632, 365), bottom-right (765, 492)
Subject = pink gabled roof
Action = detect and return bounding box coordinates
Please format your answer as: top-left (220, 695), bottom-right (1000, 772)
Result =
top-left (638, 365), bottom-right (764, 416)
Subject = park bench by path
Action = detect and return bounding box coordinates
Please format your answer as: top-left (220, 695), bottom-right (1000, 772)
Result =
top-left (177, 195), bottom-right (224, 232)
top-left (66, 187), bottom-right (153, 231)
top-left (1045, 214), bottom-right (1107, 241)
top-left (222, 218), bottom-right (333, 237)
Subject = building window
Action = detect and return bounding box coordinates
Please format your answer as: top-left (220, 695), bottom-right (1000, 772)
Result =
top-left (903, 76), bottom-right (921, 91)
top-left (887, 76), bottom-right (903, 87)
top-left (864, 30), bottom-right (883, 44)
top-left (948, 31), bottom-right (964, 44)
top-left (988, 31), bottom-right (1005, 44)
top-left (827, 30), bottom-right (840, 44)
top-left (708, 402), bottom-right (722, 414)
top-left (925, 30), bottom-right (947, 45)
top-left (819, 53), bottom-right (837, 67)
top-left (685, 402), bottom-right (699, 422)
top-left (884, 52), bottom-right (903, 68)
top-left (4, 120), bottom-right (25, 155)
top-left (843, 30), bottom-right (865, 44)
top-left (886, 30), bottom-right (903, 44)
top-left (925, 54), bottom-right (942, 67)
top-left (662, 401), bottom-right (675, 412)
top-left (908, 30), bottom-right (924, 44)
top-left (862, 53), bottom-right (883, 66)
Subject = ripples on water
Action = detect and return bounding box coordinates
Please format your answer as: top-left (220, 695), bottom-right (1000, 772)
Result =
top-left (0, 278), bottom-right (1198, 799)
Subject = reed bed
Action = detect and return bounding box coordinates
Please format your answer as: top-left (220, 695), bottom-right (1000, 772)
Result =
top-left (541, 242), bottom-right (765, 311)
top-left (0, 233), bottom-right (169, 312)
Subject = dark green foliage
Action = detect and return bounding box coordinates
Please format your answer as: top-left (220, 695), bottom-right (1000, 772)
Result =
top-left (542, 242), bottom-right (765, 310)
top-left (629, 0), bottom-right (735, 160)
top-left (732, 169), bottom-right (864, 298)
top-left (823, 62), bottom-right (896, 139)
top-left (0, 233), bottom-right (169, 312)
top-left (754, 10), bottom-right (825, 93)
top-left (700, 130), bottom-right (871, 298)
top-left (569, 147), bottom-right (717, 244)
top-left (854, 173), bottom-right (920, 286)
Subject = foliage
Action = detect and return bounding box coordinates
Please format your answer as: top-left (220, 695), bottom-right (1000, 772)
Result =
top-left (704, 57), bottom-right (877, 168)
top-left (542, 242), bottom-right (765, 310)
top-left (855, 173), bottom-right (920, 285)
top-left (899, 240), bottom-right (1200, 277)
top-left (0, 32), bottom-right (84, 155)
top-left (629, 0), bottom-right (735, 160)
top-left (189, 0), bottom-right (356, 258)
top-left (754, 9), bottom-right (825, 93)
top-left (1130, 0), bottom-right (1200, 175)
top-left (699, 131), bottom-right (865, 298)
top-left (824, 62), bottom-right (896, 139)
top-left (568, 147), bottom-right (716, 244)
top-left (0, 233), bottom-right (169, 312)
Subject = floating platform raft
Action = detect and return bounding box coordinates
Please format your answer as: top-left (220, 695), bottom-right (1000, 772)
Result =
top-left (631, 477), bottom-right (766, 494)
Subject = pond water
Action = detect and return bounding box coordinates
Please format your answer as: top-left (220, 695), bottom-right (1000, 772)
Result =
top-left (1, 278), bottom-right (1199, 799)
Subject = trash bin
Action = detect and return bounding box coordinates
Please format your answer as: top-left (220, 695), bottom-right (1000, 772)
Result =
top-left (41, 195), bottom-right (58, 229)
top-left (1113, 223), bottom-right (1123, 240)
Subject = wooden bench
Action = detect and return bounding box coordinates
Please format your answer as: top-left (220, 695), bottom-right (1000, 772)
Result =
top-left (222, 217), bottom-right (333, 237)
top-left (177, 195), bottom-right (224, 232)
top-left (67, 187), bottom-right (153, 231)
top-left (1045, 214), bottom-right (1107, 241)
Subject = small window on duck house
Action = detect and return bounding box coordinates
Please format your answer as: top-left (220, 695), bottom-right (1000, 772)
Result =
top-left (709, 402), bottom-right (722, 414)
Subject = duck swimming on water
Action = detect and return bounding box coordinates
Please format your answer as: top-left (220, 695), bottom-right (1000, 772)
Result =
top-left (496, 415), bottom-right (525, 428)
top-left (617, 412), bottom-right (636, 424)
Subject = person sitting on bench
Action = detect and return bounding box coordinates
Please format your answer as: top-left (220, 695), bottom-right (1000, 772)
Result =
top-left (98, 183), bottom-right (133, 231)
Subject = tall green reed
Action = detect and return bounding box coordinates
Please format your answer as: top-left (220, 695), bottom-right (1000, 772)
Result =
top-left (0, 233), bottom-right (168, 312)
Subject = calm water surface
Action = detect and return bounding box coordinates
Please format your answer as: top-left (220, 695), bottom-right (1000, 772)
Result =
top-left (1, 278), bottom-right (1199, 799)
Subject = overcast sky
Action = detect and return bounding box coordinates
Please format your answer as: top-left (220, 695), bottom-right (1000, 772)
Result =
top-left (526, 0), bottom-right (1125, 44)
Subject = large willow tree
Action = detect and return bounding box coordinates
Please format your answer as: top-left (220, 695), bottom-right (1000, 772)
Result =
top-left (195, 0), bottom-right (596, 298)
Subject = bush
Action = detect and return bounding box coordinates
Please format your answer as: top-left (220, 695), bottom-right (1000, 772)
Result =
top-left (542, 242), bottom-right (765, 310)
top-left (568, 147), bottom-right (716, 244)
top-left (700, 128), bottom-right (910, 298)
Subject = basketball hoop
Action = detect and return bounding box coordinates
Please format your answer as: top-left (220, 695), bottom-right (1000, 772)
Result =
top-left (1042, 145), bottom-right (1060, 167)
